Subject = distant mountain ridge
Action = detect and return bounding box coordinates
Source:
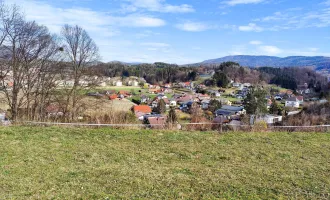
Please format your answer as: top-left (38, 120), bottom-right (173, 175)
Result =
top-left (193, 55), bottom-right (330, 70)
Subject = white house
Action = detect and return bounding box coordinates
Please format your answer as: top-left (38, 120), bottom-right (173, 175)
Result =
top-left (285, 97), bottom-right (300, 108)
top-left (132, 80), bottom-right (139, 87)
top-left (256, 115), bottom-right (283, 124)
top-left (169, 100), bottom-right (177, 107)
top-left (99, 82), bottom-right (107, 87)
top-left (243, 83), bottom-right (252, 87)
top-left (115, 81), bottom-right (123, 87)
top-left (232, 82), bottom-right (241, 88)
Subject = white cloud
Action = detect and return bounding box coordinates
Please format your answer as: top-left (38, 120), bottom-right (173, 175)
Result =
top-left (239, 23), bottom-right (264, 32)
top-left (252, 5), bottom-right (330, 30)
top-left (224, 0), bottom-right (265, 6)
top-left (5, 0), bottom-right (166, 33)
top-left (308, 48), bottom-right (319, 52)
top-left (249, 40), bottom-right (263, 45)
top-left (322, 0), bottom-right (330, 6)
top-left (176, 22), bottom-right (210, 32)
top-left (258, 45), bottom-right (282, 55)
top-left (113, 14), bottom-right (165, 27)
top-left (122, 0), bottom-right (194, 13)
top-left (3, 0), bottom-right (169, 63)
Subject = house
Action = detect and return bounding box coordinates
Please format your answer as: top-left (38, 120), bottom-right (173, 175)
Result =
top-left (180, 82), bottom-right (194, 89)
top-left (216, 105), bottom-right (246, 117)
top-left (45, 103), bottom-right (64, 117)
top-left (148, 89), bottom-right (160, 94)
top-left (151, 101), bottom-right (158, 108)
top-left (256, 115), bottom-right (283, 125)
top-left (274, 95), bottom-right (282, 101)
top-left (201, 99), bottom-right (210, 109)
top-left (145, 116), bottom-right (167, 129)
top-left (296, 96), bottom-right (304, 105)
top-left (163, 88), bottom-right (173, 93)
top-left (164, 83), bottom-right (172, 88)
top-left (176, 95), bottom-right (194, 104)
top-left (232, 82), bottom-right (241, 88)
top-left (132, 81), bottom-right (139, 87)
top-left (196, 84), bottom-right (207, 89)
top-left (197, 94), bottom-right (210, 101)
top-left (218, 98), bottom-right (232, 106)
top-left (179, 101), bottom-right (194, 112)
top-left (169, 99), bottom-right (177, 107)
top-left (140, 95), bottom-right (149, 104)
top-left (99, 81), bottom-right (107, 87)
top-left (151, 97), bottom-right (170, 109)
top-left (243, 83), bottom-right (252, 87)
top-left (285, 97), bottom-right (300, 108)
top-left (109, 94), bottom-right (118, 100)
top-left (132, 105), bottom-right (152, 118)
top-left (118, 91), bottom-right (131, 98)
top-left (286, 90), bottom-right (293, 97)
top-left (297, 83), bottom-right (310, 94)
top-left (114, 81), bottom-right (122, 87)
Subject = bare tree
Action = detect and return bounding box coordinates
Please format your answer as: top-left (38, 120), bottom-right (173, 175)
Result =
top-left (60, 24), bottom-right (99, 121)
top-left (0, 3), bottom-right (62, 120)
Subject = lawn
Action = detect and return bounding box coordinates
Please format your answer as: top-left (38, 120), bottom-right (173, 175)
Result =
top-left (0, 126), bottom-right (330, 199)
top-left (96, 86), bottom-right (143, 93)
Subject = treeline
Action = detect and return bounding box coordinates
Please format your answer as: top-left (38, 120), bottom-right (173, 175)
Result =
top-left (91, 62), bottom-right (198, 84)
top-left (203, 62), bottom-right (263, 88)
top-left (258, 67), bottom-right (328, 91)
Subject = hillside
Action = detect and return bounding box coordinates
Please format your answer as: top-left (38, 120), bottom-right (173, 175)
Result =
top-left (190, 55), bottom-right (330, 69)
top-left (1, 126), bottom-right (330, 199)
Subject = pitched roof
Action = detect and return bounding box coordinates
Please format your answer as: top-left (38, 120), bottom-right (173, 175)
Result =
top-left (133, 105), bottom-right (152, 114)
top-left (287, 97), bottom-right (299, 102)
top-left (109, 94), bottom-right (118, 100)
top-left (147, 116), bottom-right (167, 127)
top-left (296, 96), bottom-right (304, 101)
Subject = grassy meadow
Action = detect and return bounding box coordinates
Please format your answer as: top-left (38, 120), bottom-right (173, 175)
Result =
top-left (0, 126), bottom-right (329, 199)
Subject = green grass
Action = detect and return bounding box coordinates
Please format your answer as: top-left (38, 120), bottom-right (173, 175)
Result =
top-left (0, 126), bottom-right (330, 199)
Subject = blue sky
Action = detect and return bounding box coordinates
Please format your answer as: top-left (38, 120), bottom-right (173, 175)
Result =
top-left (5, 0), bottom-right (330, 64)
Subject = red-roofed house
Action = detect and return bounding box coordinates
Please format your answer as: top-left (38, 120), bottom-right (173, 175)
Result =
top-left (132, 105), bottom-right (152, 118)
top-left (109, 94), bottom-right (118, 100)
top-left (296, 96), bottom-right (304, 105)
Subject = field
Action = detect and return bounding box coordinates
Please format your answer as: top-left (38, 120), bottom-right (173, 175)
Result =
top-left (82, 96), bottom-right (135, 115)
top-left (0, 127), bottom-right (330, 199)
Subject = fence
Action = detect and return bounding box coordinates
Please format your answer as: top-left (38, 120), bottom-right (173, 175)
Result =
top-left (21, 121), bottom-right (330, 132)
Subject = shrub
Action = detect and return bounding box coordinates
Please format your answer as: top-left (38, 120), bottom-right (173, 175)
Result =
top-left (252, 121), bottom-right (268, 132)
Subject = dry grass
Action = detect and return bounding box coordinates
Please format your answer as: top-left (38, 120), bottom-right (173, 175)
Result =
top-left (82, 97), bottom-right (135, 116)
top-left (0, 126), bottom-right (330, 199)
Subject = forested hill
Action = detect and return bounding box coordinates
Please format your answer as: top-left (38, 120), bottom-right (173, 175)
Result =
top-left (190, 55), bottom-right (330, 70)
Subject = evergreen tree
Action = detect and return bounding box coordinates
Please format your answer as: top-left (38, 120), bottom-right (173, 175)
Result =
top-left (254, 88), bottom-right (268, 114)
top-left (269, 97), bottom-right (280, 115)
top-left (156, 99), bottom-right (166, 114)
top-left (208, 99), bottom-right (222, 113)
top-left (244, 88), bottom-right (267, 115)
top-left (212, 72), bottom-right (229, 88)
top-left (167, 107), bottom-right (177, 124)
top-left (243, 92), bottom-right (257, 114)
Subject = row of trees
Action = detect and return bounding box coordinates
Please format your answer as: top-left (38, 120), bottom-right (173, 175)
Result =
top-left (258, 67), bottom-right (328, 92)
top-left (0, 2), bottom-right (99, 121)
top-left (91, 62), bottom-right (199, 84)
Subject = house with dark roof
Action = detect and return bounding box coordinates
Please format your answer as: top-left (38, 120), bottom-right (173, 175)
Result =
top-left (144, 115), bottom-right (167, 129)
top-left (215, 105), bottom-right (246, 117)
